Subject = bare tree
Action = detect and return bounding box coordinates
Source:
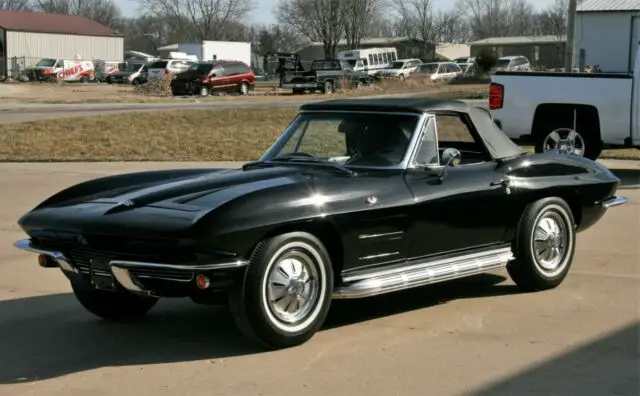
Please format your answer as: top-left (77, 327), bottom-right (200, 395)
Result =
top-left (435, 9), bottom-right (470, 43)
top-left (343, 0), bottom-right (380, 49)
top-left (254, 24), bottom-right (306, 54)
top-left (535, 0), bottom-right (567, 39)
top-left (136, 0), bottom-right (254, 41)
top-left (0, 0), bottom-right (31, 10)
top-left (34, 0), bottom-right (122, 28)
top-left (454, 0), bottom-right (535, 39)
top-left (276, 0), bottom-right (345, 59)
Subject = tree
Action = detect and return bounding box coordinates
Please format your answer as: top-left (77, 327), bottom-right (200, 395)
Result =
top-left (34, 0), bottom-right (122, 28)
top-left (454, 0), bottom-right (536, 39)
top-left (254, 24), bottom-right (306, 54)
top-left (0, 0), bottom-right (31, 10)
top-left (136, 0), bottom-right (254, 41)
top-left (276, 0), bottom-right (345, 59)
top-left (343, 0), bottom-right (380, 49)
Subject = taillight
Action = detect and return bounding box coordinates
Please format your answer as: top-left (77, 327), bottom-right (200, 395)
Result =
top-left (165, 68), bottom-right (170, 74)
top-left (489, 82), bottom-right (504, 110)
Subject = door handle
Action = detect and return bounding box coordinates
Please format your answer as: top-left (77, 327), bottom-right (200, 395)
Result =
top-left (490, 178), bottom-right (509, 186)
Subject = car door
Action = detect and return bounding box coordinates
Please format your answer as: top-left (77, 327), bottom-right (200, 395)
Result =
top-left (402, 112), bottom-right (520, 259)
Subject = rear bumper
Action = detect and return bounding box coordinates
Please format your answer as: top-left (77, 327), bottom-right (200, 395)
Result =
top-left (14, 238), bottom-right (248, 296)
top-left (598, 195), bottom-right (627, 208)
top-left (282, 82), bottom-right (318, 89)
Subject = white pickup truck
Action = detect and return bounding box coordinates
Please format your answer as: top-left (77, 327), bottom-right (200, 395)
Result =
top-left (488, 57), bottom-right (640, 160)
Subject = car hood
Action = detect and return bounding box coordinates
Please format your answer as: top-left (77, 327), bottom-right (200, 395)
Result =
top-left (17, 166), bottom-right (308, 235)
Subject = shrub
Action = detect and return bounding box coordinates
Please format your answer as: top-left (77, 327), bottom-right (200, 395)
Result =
top-left (133, 72), bottom-right (174, 96)
top-left (475, 48), bottom-right (497, 75)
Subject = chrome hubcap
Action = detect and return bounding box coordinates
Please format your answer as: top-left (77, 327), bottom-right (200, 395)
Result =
top-left (542, 128), bottom-right (585, 156)
top-left (266, 253), bottom-right (319, 324)
top-left (533, 211), bottom-right (568, 275)
top-left (241, 84), bottom-right (248, 95)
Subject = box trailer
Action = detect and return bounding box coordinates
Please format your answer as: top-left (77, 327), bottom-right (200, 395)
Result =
top-left (176, 41), bottom-right (251, 66)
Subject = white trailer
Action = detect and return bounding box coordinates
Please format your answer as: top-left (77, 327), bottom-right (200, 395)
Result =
top-left (176, 41), bottom-right (252, 66)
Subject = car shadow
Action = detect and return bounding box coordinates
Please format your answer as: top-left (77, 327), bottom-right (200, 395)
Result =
top-left (472, 321), bottom-right (639, 395)
top-left (0, 273), bottom-right (517, 383)
top-left (612, 169), bottom-right (640, 189)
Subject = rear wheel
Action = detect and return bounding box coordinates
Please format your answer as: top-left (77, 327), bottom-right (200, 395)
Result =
top-left (323, 81), bottom-right (333, 94)
top-left (199, 86), bottom-right (210, 97)
top-left (239, 82), bottom-right (249, 95)
top-left (229, 232), bottom-right (334, 349)
top-left (508, 197), bottom-right (576, 292)
top-left (71, 279), bottom-right (158, 321)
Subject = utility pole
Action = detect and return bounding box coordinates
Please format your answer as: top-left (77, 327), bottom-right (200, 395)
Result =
top-left (564, 0), bottom-right (577, 72)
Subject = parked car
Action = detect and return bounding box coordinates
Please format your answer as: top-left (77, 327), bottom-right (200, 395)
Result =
top-left (147, 59), bottom-right (196, 80)
top-left (492, 56), bottom-right (530, 72)
top-left (106, 62), bottom-right (148, 85)
top-left (409, 62), bottom-right (463, 82)
top-left (488, 46), bottom-right (640, 159)
top-left (375, 58), bottom-right (423, 80)
top-left (13, 98), bottom-right (626, 349)
top-left (453, 56), bottom-right (475, 65)
top-left (171, 60), bottom-right (256, 96)
top-left (283, 59), bottom-right (374, 94)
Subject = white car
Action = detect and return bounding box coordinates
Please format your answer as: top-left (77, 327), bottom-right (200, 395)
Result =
top-left (493, 56), bottom-right (530, 72)
top-left (375, 58), bottom-right (423, 80)
top-left (409, 62), bottom-right (463, 83)
top-left (147, 59), bottom-right (196, 79)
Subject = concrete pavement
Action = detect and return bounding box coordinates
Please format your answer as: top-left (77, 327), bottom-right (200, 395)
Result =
top-left (0, 160), bottom-right (637, 396)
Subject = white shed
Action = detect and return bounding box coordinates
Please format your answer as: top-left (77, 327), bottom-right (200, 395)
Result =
top-left (574, 0), bottom-right (640, 72)
top-left (0, 10), bottom-right (124, 77)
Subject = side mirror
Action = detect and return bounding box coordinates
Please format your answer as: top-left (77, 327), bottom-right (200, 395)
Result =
top-left (438, 148), bottom-right (461, 181)
top-left (442, 148), bottom-right (461, 167)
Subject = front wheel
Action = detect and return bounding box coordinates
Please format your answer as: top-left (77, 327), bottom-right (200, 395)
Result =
top-left (71, 279), bottom-right (158, 321)
top-left (229, 232), bottom-right (334, 349)
top-left (508, 197), bottom-right (576, 292)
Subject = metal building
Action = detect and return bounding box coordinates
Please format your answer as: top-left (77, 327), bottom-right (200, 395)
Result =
top-left (574, 0), bottom-right (640, 72)
top-left (0, 10), bottom-right (124, 77)
top-left (469, 35), bottom-right (567, 70)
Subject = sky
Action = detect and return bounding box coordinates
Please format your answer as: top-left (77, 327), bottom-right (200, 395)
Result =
top-left (115, 0), bottom-right (558, 25)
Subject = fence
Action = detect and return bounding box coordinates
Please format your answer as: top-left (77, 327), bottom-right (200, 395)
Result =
top-left (0, 56), bottom-right (123, 81)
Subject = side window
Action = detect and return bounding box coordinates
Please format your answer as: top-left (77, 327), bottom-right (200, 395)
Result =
top-left (435, 114), bottom-right (475, 143)
top-left (212, 66), bottom-right (224, 77)
top-left (413, 118), bottom-right (438, 166)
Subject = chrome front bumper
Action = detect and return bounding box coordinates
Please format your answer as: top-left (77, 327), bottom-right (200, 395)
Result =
top-left (13, 239), bottom-right (248, 295)
top-left (599, 195), bottom-right (628, 208)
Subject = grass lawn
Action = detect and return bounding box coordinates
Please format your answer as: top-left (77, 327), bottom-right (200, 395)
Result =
top-left (0, 105), bottom-right (637, 162)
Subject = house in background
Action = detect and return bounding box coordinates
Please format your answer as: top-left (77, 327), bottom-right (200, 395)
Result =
top-left (469, 35), bottom-right (566, 69)
top-left (574, 0), bottom-right (640, 72)
top-left (295, 37), bottom-right (436, 63)
top-left (435, 43), bottom-right (470, 61)
top-left (0, 10), bottom-right (123, 77)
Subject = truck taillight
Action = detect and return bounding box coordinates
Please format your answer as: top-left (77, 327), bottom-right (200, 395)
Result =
top-left (489, 82), bottom-right (504, 110)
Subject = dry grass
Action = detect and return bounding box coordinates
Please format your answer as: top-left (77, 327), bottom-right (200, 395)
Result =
top-left (0, 106), bottom-right (637, 162)
top-left (0, 78), bottom-right (488, 104)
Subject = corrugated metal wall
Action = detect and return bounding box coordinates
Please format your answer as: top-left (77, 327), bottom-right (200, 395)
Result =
top-left (5, 31), bottom-right (123, 67)
top-left (574, 11), bottom-right (640, 72)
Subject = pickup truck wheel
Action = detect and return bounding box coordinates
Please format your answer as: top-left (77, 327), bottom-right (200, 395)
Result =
top-left (70, 279), bottom-right (158, 321)
top-left (535, 127), bottom-right (601, 160)
top-left (323, 81), bottom-right (333, 94)
top-left (229, 232), bottom-right (334, 349)
top-left (199, 86), bottom-right (210, 96)
top-left (507, 197), bottom-right (576, 292)
top-left (399, 74), bottom-right (405, 81)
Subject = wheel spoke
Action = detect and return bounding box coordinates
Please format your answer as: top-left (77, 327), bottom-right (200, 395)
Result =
top-left (548, 131), bottom-right (561, 143)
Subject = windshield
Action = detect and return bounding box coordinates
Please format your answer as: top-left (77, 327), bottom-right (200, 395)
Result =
top-left (416, 63), bottom-right (438, 73)
top-left (36, 58), bottom-right (57, 67)
top-left (496, 59), bottom-right (511, 67)
top-left (387, 61), bottom-right (404, 69)
top-left (149, 60), bottom-right (168, 69)
top-left (260, 111), bottom-right (420, 168)
top-left (187, 63), bottom-right (214, 73)
top-left (454, 58), bottom-right (467, 64)
top-left (120, 63), bottom-right (143, 72)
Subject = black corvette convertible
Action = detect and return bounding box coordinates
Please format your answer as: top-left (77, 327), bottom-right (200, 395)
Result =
top-left (14, 98), bottom-right (627, 349)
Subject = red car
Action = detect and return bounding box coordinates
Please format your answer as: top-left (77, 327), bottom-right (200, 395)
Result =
top-left (171, 60), bottom-right (256, 96)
